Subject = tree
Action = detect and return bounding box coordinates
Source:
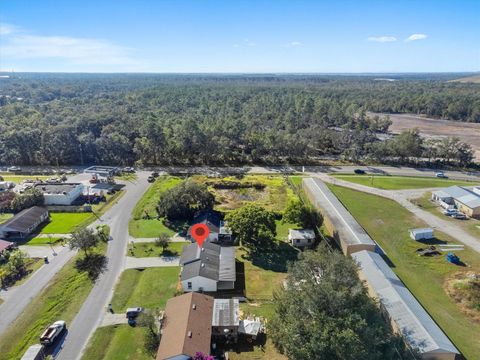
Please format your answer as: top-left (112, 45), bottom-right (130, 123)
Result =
top-left (226, 204), bottom-right (276, 249)
top-left (69, 228), bottom-right (99, 257)
top-left (270, 246), bottom-right (417, 360)
top-left (283, 199), bottom-right (322, 229)
top-left (157, 180), bottom-right (215, 220)
top-left (137, 309), bottom-right (161, 355)
top-left (155, 233), bottom-right (170, 252)
top-left (10, 188), bottom-right (44, 213)
top-left (6, 250), bottom-right (27, 278)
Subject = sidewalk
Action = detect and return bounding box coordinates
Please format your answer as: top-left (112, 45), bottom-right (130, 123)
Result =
top-left (124, 256), bottom-right (179, 269)
top-left (129, 234), bottom-right (188, 243)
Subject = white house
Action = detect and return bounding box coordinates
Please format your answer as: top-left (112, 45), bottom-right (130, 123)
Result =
top-left (34, 183), bottom-right (84, 205)
top-left (409, 228), bottom-right (434, 241)
top-left (179, 242), bottom-right (236, 292)
top-left (288, 229), bottom-right (316, 248)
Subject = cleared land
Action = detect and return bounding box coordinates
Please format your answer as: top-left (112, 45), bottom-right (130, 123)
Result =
top-left (0, 243), bottom-right (107, 360)
top-left (328, 184), bottom-right (480, 359)
top-left (450, 75), bottom-right (480, 83)
top-left (110, 267), bottom-right (179, 312)
top-left (127, 241), bottom-right (187, 258)
top-left (331, 174), bottom-right (479, 190)
top-left (375, 112), bottom-right (480, 161)
top-left (81, 325), bottom-right (151, 360)
top-left (0, 173), bottom-right (50, 184)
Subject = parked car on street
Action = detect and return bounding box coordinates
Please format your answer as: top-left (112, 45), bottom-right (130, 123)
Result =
top-left (147, 176), bottom-right (155, 183)
top-left (354, 169), bottom-right (366, 175)
top-left (443, 209), bottom-right (457, 216)
top-left (40, 320), bottom-right (66, 346)
top-left (435, 172), bottom-right (448, 178)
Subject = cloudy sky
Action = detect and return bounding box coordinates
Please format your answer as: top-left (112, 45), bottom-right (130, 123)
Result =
top-left (0, 0), bottom-right (479, 72)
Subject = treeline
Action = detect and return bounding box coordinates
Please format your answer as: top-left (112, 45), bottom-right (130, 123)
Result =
top-left (0, 74), bottom-right (478, 166)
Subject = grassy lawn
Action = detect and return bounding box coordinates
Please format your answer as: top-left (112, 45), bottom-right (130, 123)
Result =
top-left (331, 174), bottom-right (480, 190)
top-left (25, 236), bottom-right (64, 245)
top-left (411, 193), bottom-right (480, 239)
top-left (127, 241), bottom-right (188, 258)
top-left (39, 212), bottom-right (94, 234)
top-left (111, 267), bottom-right (179, 312)
top-left (0, 213), bottom-right (13, 224)
top-left (82, 325), bottom-right (152, 360)
top-left (228, 338), bottom-right (287, 360)
top-left (129, 176), bottom-right (182, 238)
top-left (275, 219), bottom-right (300, 242)
top-left (0, 243), bottom-right (107, 360)
top-left (328, 184), bottom-right (480, 359)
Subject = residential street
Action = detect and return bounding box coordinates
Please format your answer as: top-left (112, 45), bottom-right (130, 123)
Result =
top-left (0, 246), bottom-right (76, 334)
top-left (57, 172), bottom-right (150, 360)
top-left (316, 173), bottom-right (480, 254)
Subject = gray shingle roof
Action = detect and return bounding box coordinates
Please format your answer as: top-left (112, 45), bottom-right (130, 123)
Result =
top-left (180, 243), bottom-right (235, 282)
top-left (352, 250), bottom-right (459, 355)
top-left (0, 206), bottom-right (48, 233)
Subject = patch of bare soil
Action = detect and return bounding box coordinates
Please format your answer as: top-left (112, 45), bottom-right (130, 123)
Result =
top-left (444, 271), bottom-right (480, 322)
top-left (371, 112), bottom-right (480, 160)
top-left (214, 188), bottom-right (268, 210)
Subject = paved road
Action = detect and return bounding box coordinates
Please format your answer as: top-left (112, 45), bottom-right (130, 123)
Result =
top-left (124, 256), bottom-right (179, 269)
top-left (57, 172), bottom-right (150, 360)
top-left (317, 173), bottom-right (480, 254)
top-left (0, 246), bottom-right (76, 333)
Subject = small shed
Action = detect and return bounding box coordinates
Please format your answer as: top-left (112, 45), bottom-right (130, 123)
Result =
top-left (288, 229), bottom-right (315, 248)
top-left (409, 228), bottom-right (434, 241)
top-left (21, 344), bottom-right (45, 360)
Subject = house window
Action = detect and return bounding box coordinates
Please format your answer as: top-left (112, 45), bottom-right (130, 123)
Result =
top-left (187, 282), bottom-right (192, 289)
top-left (296, 239), bottom-right (300, 244)
top-left (307, 239), bottom-right (311, 243)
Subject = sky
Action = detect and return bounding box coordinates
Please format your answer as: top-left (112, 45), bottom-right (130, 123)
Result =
top-left (0, 0), bottom-right (479, 73)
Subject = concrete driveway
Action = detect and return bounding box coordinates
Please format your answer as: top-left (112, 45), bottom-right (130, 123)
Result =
top-left (124, 256), bottom-right (179, 269)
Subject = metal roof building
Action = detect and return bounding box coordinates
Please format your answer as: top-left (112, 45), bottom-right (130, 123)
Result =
top-left (431, 185), bottom-right (480, 219)
top-left (0, 206), bottom-right (49, 239)
top-left (302, 178), bottom-right (376, 255)
top-left (352, 250), bottom-right (459, 360)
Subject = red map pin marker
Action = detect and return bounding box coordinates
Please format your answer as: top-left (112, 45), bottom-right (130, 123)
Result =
top-left (191, 223), bottom-right (210, 247)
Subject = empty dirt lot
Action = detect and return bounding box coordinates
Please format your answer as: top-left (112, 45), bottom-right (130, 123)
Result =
top-left (373, 113), bottom-right (480, 161)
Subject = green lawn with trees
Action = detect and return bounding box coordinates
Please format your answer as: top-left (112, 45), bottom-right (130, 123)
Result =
top-left (129, 176), bottom-right (182, 238)
top-left (110, 267), bottom-right (179, 312)
top-left (328, 184), bottom-right (480, 359)
top-left (331, 174), bottom-right (480, 190)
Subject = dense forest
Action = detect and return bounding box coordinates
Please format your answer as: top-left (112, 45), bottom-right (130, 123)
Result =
top-left (0, 73), bottom-right (478, 166)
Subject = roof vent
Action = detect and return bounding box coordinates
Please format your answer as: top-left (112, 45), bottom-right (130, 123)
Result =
top-left (192, 304), bottom-right (196, 310)
top-left (201, 263), bottom-right (205, 268)
top-left (188, 331), bottom-right (192, 338)
top-left (201, 248), bottom-right (205, 252)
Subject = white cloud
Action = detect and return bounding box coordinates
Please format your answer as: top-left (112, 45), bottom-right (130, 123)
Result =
top-left (0, 23), bottom-right (137, 66)
top-left (285, 41), bottom-right (302, 48)
top-left (405, 33), bottom-right (427, 42)
top-left (0, 23), bottom-right (20, 35)
top-left (367, 36), bottom-right (397, 43)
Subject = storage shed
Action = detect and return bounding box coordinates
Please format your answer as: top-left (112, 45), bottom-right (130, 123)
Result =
top-left (352, 250), bottom-right (459, 360)
top-left (302, 178), bottom-right (376, 255)
top-left (409, 228), bottom-right (434, 241)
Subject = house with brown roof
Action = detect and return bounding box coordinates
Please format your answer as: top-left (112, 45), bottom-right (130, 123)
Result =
top-left (157, 292), bottom-right (214, 360)
top-left (157, 293), bottom-right (241, 360)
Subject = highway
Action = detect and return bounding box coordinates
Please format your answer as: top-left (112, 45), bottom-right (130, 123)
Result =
top-left (57, 172), bottom-right (150, 360)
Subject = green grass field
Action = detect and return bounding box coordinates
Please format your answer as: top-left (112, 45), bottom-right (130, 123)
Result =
top-left (82, 325), bottom-right (152, 360)
top-left (331, 174), bottom-right (479, 190)
top-left (111, 267), bottom-right (179, 312)
top-left (39, 212), bottom-right (94, 234)
top-left (25, 236), bottom-right (64, 245)
top-left (328, 184), bottom-right (480, 359)
top-left (127, 241), bottom-right (187, 258)
top-left (129, 176), bottom-right (182, 238)
top-left (0, 243), bottom-right (107, 360)
top-left (275, 219), bottom-right (299, 242)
